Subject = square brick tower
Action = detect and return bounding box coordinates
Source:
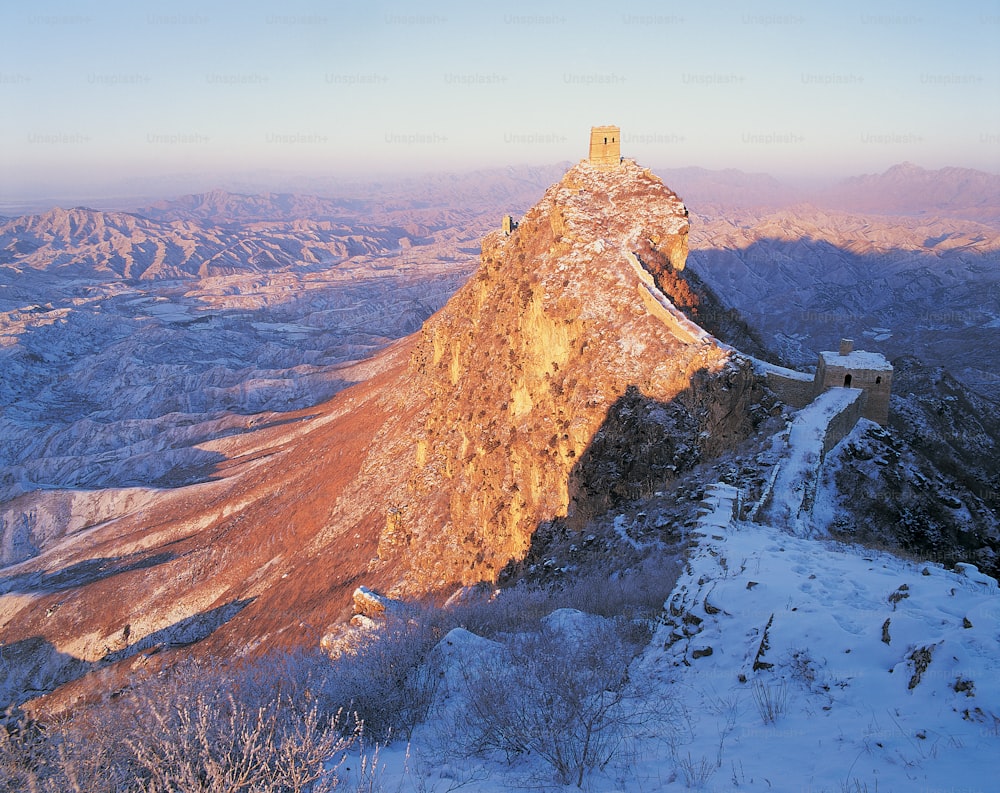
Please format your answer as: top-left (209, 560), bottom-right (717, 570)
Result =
top-left (814, 339), bottom-right (893, 424)
top-left (589, 125), bottom-right (621, 169)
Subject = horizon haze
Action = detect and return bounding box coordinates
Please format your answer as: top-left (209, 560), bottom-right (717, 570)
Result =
top-left (2, 0), bottom-right (998, 202)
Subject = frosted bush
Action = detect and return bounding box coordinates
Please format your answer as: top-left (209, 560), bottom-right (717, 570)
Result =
top-left (454, 612), bottom-right (657, 787)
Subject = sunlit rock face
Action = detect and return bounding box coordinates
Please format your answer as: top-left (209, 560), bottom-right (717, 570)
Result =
top-left (381, 159), bottom-right (770, 591)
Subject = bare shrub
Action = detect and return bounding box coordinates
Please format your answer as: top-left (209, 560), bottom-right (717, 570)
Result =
top-left (0, 710), bottom-right (48, 793)
top-left (0, 655), bottom-right (358, 793)
top-left (555, 553), bottom-right (681, 621)
top-left (750, 678), bottom-right (788, 724)
top-left (449, 550), bottom-right (678, 643)
top-left (676, 752), bottom-right (716, 789)
top-left (125, 689), bottom-right (354, 792)
top-left (320, 615), bottom-right (441, 741)
top-left (446, 583), bottom-right (560, 637)
top-left (457, 613), bottom-right (655, 788)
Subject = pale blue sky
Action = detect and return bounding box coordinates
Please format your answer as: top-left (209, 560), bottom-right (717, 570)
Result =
top-left (2, 0), bottom-right (998, 199)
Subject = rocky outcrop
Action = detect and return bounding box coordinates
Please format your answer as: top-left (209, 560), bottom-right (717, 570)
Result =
top-left (374, 160), bottom-right (771, 590)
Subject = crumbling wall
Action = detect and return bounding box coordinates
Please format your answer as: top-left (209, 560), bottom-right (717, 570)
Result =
top-left (764, 370), bottom-right (816, 409)
top-left (821, 389), bottom-right (866, 458)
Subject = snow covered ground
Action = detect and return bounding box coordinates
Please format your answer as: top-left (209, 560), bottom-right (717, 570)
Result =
top-left (346, 434), bottom-right (999, 792)
top-left (638, 492), bottom-right (1000, 791)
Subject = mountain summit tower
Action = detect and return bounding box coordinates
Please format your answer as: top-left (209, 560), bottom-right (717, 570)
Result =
top-left (588, 125), bottom-right (621, 169)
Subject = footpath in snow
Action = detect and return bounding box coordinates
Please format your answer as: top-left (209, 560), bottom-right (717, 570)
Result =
top-left (758, 387), bottom-right (863, 535)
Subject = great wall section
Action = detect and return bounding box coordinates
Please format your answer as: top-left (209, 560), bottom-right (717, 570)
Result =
top-left (485, 125), bottom-right (899, 538)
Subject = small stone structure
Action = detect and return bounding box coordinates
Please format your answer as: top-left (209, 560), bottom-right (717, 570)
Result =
top-left (814, 339), bottom-right (892, 425)
top-left (761, 339), bottom-right (892, 425)
top-left (588, 125), bottom-right (621, 169)
top-left (501, 215), bottom-right (516, 236)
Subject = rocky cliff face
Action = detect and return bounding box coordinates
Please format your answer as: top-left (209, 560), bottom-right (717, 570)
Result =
top-left (0, 160), bottom-right (771, 712)
top-left (371, 160), bottom-right (770, 591)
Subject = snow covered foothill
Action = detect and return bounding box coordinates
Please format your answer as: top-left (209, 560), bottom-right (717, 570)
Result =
top-left (642, 496), bottom-right (1000, 791)
top-left (356, 480), bottom-right (999, 791)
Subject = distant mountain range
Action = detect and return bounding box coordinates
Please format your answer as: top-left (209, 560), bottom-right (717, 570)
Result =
top-left (819, 162), bottom-right (1000, 221)
top-left (0, 205), bottom-right (403, 280)
top-left (659, 161), bottom-right (1000, 222)
top-left (138, 189), bottom-right (372, 224)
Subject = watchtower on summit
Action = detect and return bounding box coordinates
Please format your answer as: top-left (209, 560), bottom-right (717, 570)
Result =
top-left (589, 125), bottom-right (621, 169)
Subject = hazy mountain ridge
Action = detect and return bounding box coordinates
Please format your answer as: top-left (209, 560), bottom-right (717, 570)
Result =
top-left (687, 206), bottom-right (1000, 400)
top-left (661, 161), bottom-right (1000, 222)
top-left (656, 165), bottom-right (805, 211)
top-left (820, 161), bottom-right (1000, 221)
top-left (138, 188), bottom-right (372, 224)
top-left (0, 205), bottom-right (404, 280)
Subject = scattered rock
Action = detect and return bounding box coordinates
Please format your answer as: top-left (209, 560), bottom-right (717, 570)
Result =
top-left (953, 677), bottom-right (975, 697)
top-left (888, 584), bottom-right (910, 609)
top-left (907, 645), bottom-right (935, 690)
top-left (752, 613), bottom-right (774, 671)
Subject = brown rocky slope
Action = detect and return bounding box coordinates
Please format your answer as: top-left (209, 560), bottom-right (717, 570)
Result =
top-left (0, 159), bottom-right (770, 713)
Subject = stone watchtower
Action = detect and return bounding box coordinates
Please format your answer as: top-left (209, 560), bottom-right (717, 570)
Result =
top-left (814, 339), bottom-right (893, 424)
top-left (588, 125), bottom-right (621, 169)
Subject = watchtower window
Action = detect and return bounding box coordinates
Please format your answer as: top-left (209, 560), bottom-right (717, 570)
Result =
top-left (875, 376), bottom-right (882, 384)
top-left (844, 374), bottom-right (853, 387)
top-left (604, 137), bottom-right (608, 144)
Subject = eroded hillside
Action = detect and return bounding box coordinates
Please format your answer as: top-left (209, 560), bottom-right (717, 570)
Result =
top-left (0, 159), bottom-right (770, 713)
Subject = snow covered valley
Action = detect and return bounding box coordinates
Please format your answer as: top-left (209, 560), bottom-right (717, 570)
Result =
top-left (0, 259), bottom-right (470, 503)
